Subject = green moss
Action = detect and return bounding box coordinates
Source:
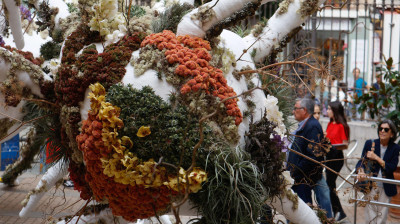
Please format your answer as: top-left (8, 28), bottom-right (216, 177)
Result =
top-left (152, 3), bottom-right (193, 33)
top-left (40, 41), bottom-right (62, 60)
top-left (229, 25), bottom-right (251, 38)
top-left (106, 84), bottom-right (215, 169)
top-left (51, 28), bottom-right (65, 43)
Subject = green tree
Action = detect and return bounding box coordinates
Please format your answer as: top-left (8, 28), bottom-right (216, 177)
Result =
top-left (356, 57), bottom-right (400, 130)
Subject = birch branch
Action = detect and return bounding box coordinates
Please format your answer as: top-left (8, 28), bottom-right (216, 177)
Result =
top-left (243, 0), bottom-right (325, 63)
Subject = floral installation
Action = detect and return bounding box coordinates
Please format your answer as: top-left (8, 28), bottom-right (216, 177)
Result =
top-left (136, 30), bottom-right (243, 143)
top-left (76, 83), bottom-right (207, 221)
top-left (264, 94), bottom-right (286, 136)
top-left (0, 0), bottom-right (328, 223)
top-left (89, 0), bottom-right (127, 43)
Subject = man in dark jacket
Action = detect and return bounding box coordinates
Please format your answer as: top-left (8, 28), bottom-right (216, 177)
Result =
top-left (287, 97), bottom-right (324, 204)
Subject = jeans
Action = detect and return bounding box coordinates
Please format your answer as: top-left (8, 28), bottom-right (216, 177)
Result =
top-left (314, 176), bottom-right (333, 218)
top-left (292, 183), bottom-right (312, 204)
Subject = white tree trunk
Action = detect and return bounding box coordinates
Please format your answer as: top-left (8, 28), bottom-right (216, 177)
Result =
top-left (243, 0), bottom-right (325, 63)
top-left (4, 0), bottom-right (24, 49)
top-left (177, 0), bottom-right (274, 38)
top-left (266, 172), bottom-right (321, 223)
top-left (19, 160), bottom-right (69, 217)
top-left (268, 191), bottom-right (322, 224)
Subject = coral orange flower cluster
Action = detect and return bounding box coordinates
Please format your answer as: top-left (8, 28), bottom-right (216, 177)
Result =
top-left (76, 83), bottom-right (207, 221)
top-left (76, 84), bottom-right (177, 221)
top-left (141, 30), bottom-right (243, 125)
top-left (77, 111), bottom-right (177, 221)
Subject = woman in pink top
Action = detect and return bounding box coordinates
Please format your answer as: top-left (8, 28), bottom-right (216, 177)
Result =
top-left (326, 101), bottom-right (349, 221)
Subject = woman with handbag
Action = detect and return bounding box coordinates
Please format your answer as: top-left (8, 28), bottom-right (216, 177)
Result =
top-left (356, 120), bottom-right (400, 224)
top-left (325, 101), bottom-right (349, 221)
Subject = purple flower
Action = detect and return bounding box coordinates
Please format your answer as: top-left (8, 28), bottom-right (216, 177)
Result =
top-left (20, 5), bottom-right (32, 22)
top-left (0, 35), bottom-right (5, 46)
top-left (272, 133), bottom-right (288, 153)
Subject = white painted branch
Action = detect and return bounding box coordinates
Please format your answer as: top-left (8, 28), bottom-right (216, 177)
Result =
top-left (267, 172), bottom-right (321, 223)
top-left (243, 0), bottom-right (325, 63)
top-left (268, 192), bottom-right (321, 224)
top-left (177, 0), bottom-right (274, 38)
top-left (180, 0), bottom-right (195, 5)
top-left (0, 48), bottom-right (50, 143)
top-left (4, 0), bottom-right (24, 49)
top-left (19, 160), bottom-right (69, 217)
top-left (56, 208), bottom-right (130, 224)
top-left (153, 0), bottom-right (195, 14)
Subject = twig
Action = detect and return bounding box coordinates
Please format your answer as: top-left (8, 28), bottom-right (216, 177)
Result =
top-left (74, 198), bottom-right (92, 224)
top-left (152, 156), bottom-right (163, 180)
top-left (0, 110), bottom-right (22, 123)
top-left (321, 157), bottom-right (361, 163)
top-left (292, 65), bottom-right (314, 97)
top-left (24, 98), bottom-right (59, 108)
top-left (0, 114), bottom-right (50, 142)
top-left (209, 0), bottom-right (220, 10)
top-left (287, 147), bottom-right (353, 186)
top-left (237, 57), bottom-right (322, 75)
top-left (23, 12), bottom-right (37, 35)
top-left (236, 35), bottom-right (262, 62)
top-left (320, 0), bottom-right (349, 10)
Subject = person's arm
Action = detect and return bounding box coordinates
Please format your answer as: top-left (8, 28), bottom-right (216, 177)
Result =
top-left (356, 140), bottom-right (372, 181)
top-left (356, 140), bottom-right (371, 172)
top-left (368, 144), bottom-right (400, 174)
top-left (291, 126), bottom-right (323, 180)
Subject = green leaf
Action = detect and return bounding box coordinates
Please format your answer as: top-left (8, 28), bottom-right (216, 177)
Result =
top-left (386, 57), bottom-right (393, 70)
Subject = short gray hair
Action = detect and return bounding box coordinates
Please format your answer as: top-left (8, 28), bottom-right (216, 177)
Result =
top-left (298, 97), bottom-right (315, 115)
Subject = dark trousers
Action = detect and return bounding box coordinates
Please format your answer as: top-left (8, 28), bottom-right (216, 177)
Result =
top-left (292, 183), bottom-right (312, 204)
top-left (326, 148), bottom-right (345, 215)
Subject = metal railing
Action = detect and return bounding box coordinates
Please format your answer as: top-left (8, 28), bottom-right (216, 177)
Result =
top-left (337, 140), bottom-right (359, 191)
top-left (351, 174), bottom-right (400, 224)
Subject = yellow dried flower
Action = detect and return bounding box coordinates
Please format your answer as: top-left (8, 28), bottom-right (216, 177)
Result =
top-left (137, 126), bottom-right (151, 137)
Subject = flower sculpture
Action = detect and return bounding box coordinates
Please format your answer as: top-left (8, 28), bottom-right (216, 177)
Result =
top-left (76, 83), bottom-right (207, 221)
top-left (0, 0), bottom-right (326, 223)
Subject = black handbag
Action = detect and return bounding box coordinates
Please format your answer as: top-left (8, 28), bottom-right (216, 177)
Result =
top-left (355, 140), bottom-right (376, 194)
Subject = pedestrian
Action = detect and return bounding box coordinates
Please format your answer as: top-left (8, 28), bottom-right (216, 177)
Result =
top-left (325, 100), bottom-right (349, 221)
top-left (356, 120), bottom-right (400, 224)
top-left (313, 103), bottom-right (334, 218)
top-left (287, 97), bottom-right (324, 205)
top-left (351, 67), bottom-right (367, 119)
top-left (373, 72), bottom-right (383, 91)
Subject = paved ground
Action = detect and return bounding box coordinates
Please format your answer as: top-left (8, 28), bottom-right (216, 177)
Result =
top-left (0, 163), bottom-right (85, 224)
top-left (2, 162), bottom-right (400, 223)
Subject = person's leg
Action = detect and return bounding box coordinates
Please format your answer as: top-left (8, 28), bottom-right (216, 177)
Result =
top-left (326, 150), bottom-right (346, 219)
top-left (375, 188), bottom-right (391, 224)
top-left (292, 183), bottom-right (312, 204)
top-left (313, 176), bottom-right (333, 218)
top-left (364, 187), bottom-right (378, 224)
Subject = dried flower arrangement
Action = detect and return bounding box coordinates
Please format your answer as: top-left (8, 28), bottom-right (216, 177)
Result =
top-left (0, 0), bottom-right (330, 223)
